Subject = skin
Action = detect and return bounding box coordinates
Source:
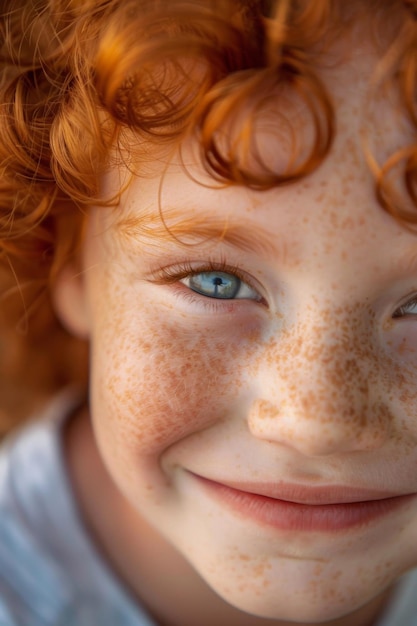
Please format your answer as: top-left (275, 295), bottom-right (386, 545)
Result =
top-left (57, 19), bottom-right (417, 626)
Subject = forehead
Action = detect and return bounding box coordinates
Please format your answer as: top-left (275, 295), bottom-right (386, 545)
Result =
top-left (109, 35), bottom-right (408, 203)
top-left (94, 11), bottom-right (417, 279)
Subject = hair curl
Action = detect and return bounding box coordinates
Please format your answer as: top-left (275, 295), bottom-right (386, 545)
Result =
top-left (0, 0), bottom-right (417, 431)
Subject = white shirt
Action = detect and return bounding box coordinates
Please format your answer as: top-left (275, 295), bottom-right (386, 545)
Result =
top-left (0, 391), bottom-right (154, 626)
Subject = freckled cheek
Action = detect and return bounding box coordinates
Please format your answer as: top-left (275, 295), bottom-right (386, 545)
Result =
top-left (386, 323), bottom-right (417, 358)
top-left (381, 325), bottom-right (417, 428)
top-left (90, 303), bottom-right (260, 457)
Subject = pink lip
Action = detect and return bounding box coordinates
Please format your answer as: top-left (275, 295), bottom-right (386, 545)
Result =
top-left (191, 474), bottom-right (415, 532)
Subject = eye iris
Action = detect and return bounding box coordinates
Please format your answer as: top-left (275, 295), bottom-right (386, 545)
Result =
top-left (189, 271), bottom-right (240, 299)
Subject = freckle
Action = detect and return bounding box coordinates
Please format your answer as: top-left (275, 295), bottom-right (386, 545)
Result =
top-left (398, 337), bottom-right (408, 354)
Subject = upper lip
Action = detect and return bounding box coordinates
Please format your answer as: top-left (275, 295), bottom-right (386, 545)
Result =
top-left (193, 475), bottom-right (405, 505)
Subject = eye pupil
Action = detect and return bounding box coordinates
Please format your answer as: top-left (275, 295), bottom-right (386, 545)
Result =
top-left (189, 271), bottom-right (241, 299)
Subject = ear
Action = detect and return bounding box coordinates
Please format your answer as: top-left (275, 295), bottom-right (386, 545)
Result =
top-left (52, 265), bottom-right (90, 339)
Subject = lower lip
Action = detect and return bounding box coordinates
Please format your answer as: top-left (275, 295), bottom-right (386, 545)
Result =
top-left (192, 475), bottom-right (414, 532)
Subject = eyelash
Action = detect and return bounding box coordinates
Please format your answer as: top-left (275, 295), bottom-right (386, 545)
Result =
top-left (393, 296), bottom-right (417, 318)
top-left (150, 259), bottom-right (264, 307)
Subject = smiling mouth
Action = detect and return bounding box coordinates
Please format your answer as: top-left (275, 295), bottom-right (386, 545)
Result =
top-left (190, 474), bottom-right (415, 532)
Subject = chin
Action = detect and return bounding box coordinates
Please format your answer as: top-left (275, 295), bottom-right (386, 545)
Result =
top-left (185, 551), bottom-right (396, 626)
top-left (212, 584), bottom-right (385, 624)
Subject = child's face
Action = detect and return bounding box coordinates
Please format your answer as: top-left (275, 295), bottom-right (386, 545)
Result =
top-left (59, 29), bottom-right (417, 625)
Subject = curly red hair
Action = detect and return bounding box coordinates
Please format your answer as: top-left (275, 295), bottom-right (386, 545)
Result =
top-left (0, 0), bottom-right (417, 430)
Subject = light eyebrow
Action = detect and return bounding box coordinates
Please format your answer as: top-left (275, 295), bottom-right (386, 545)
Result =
top-left (115, 209), bottom-right (279, 259)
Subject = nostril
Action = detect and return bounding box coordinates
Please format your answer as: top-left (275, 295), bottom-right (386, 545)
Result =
top-left (247, 395), bottom-right (391, 457)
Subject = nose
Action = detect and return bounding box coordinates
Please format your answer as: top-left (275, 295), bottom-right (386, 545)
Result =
top-left (248, 330), bottom-right (392, 457)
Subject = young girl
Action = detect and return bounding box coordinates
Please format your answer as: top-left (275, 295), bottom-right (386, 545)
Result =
top-left (1, 0), bottom-right (417, 624)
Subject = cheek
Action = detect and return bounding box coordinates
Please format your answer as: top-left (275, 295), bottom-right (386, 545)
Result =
top-left (382, 324), bottom-right (417, 431)
top-left (89, 297), bottom-right (260, 458)
top-left (385, 320), bottom-right (417, 359)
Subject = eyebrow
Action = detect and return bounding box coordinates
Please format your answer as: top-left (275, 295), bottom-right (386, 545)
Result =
top-left (115, 209), bottom-right (279, 259)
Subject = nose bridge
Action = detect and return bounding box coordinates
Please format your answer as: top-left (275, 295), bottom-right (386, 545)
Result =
top-left (249, 314), bottom-right (390, 456)
top-left (280, 326), bottom-right (370, 425)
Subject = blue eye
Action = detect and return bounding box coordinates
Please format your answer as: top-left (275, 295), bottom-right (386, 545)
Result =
top-left (181, 271), bottom-right (259, 300)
